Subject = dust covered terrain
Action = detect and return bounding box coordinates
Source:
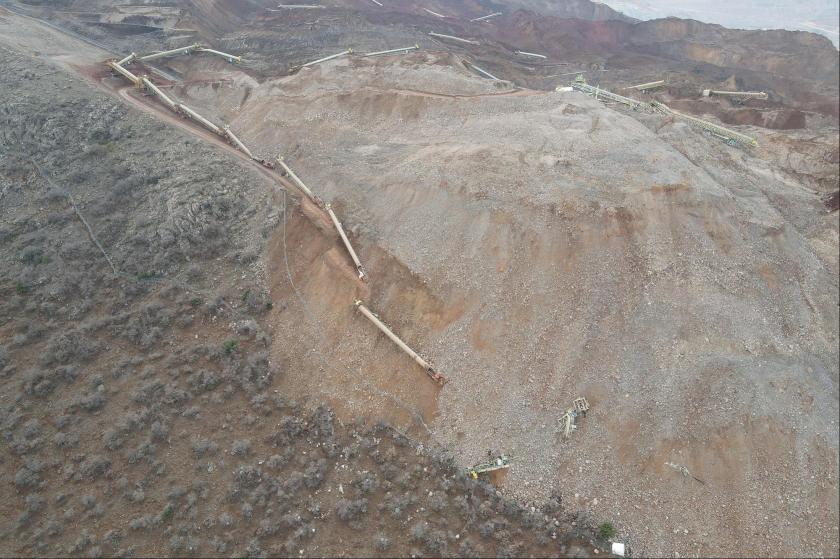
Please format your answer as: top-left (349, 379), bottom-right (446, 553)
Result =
top-left (175, 52), bottom-right (839, 558)
top-left (1, 1), bottom-right (839, 557)
top-left (0, 34), bottom-right (600, 559)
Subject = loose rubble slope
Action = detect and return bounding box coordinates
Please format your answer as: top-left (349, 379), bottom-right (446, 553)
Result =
top-left (0, 40), bottom-right (600, 558)
top-left (169, 54), bottom-right (840, 557)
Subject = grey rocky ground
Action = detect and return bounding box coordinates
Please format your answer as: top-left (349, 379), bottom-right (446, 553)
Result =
top-left (171, 55), bottom-right (838, 557)
top-left (0, 42), bottom-right (602, 558)
top-left (1, 1), bottom-right (837, 557)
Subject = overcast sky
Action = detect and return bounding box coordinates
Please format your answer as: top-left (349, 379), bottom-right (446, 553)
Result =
top-left (597, 0), bottom-right (839, 46)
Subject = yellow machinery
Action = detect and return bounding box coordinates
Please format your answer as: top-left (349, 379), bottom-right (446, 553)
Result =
top-left (467, 455), bottom-right (510, 479)
top-left (559, 396), bottom-right (590, 439)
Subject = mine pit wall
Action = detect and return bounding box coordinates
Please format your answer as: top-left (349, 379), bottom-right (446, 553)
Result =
top-left (192, 66), bottom-right (838, 551)
top-left (265, 204), bottom-right (446, 435)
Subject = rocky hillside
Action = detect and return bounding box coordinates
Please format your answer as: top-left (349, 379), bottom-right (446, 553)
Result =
top-left (0, 39), bottom-right (600, 558)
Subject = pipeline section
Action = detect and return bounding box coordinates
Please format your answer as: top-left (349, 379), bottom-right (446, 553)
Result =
top-left (428, 32), bottom-right (479, 45)
top-left (651, 101), bottom-right (757, 146)
top-left (470, 12), bottom-right (502, 22)
top-left (301, 49), bottom-right (352, 68)
top-left (326, 204), bottom-right (366, 279)
top-left (275, 156), bottom-right (322, 206)
top-left (365, 45), bottom-right (420, 57)
top-left (354, 301), bottom-right (447, 386)
top-left (464, 60), bottom-right (500, 81)
top-left (562, 75), bottom-right (757, 147)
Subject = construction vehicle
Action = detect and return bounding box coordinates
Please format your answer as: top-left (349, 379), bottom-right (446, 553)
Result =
top-left (559, 396), bottom-right (589, 439)
top-left (702, 89), bottom-right (767, 101)
top-left (467, 454), bottom-right (510, 479)
top-left (353, 300), bottom-right (446, 385)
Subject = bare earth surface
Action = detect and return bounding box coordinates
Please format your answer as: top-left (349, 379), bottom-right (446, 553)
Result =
top-left (1, 2), bottom-right (838, 558)
top-left (185, 57), bottom-right (839, 557)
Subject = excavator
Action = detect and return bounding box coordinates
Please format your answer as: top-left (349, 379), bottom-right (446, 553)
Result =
top-left (559, 396), bottom-right (590, 439)
top-left (467, 454), bottom-right (510, 479)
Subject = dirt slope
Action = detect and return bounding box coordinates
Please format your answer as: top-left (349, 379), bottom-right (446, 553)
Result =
top-left (163, 52), bottom-right (840, 557)
top-left (0, 13), bottom-right (604, 558)
top-left (2, 2), bottom-right (838, 557)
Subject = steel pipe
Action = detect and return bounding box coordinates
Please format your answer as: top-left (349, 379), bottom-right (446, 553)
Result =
top-left (106, 60), bottom-right (141, 85)
top-left (702, 89), bottom-right (767, 99)
top-left (428, 32), bottom-right (479, 45)
top-left (301, 49), bottom-right (352, 68)
top-left (177, 103), bottom-right (222, 136)
top-left (275, 156), bottom-right (322, 205)
top-left (354, 301), bottom-right (446, 385)
top-left (117, 52), bottom-right (137, 66)
top-left (571, 76), bottom-right (644, 110)
top-left (325, 204), bottom-right (365, 279)
top-left (197, 47), bottom-right (242, 64)
top-left (222, 126), bottom-right (254, 158)
top-left (470, 11), bottom-right (502, 22)
top-left (140, 77), bottom-right (178, 111)
top-left (515, 50), bottom-right (547, 59)
top-left (423, 8), bottom-right (446, 18)
top-left (651, 101), bottom-right (757, 146)
top-left (138, 43), bottom-right (201, 62)
top-left (365, 45), bottom-right (420, 57)
top-left (466, 61), bottom-right (499, 80)
top-left (623, 80), bottom-right (665, 91)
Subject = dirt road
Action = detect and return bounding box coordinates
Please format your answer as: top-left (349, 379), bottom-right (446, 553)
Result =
top-left (112, 85), bottom-right (347, 242)
top-left (0, 7), bottom-right (364, 280)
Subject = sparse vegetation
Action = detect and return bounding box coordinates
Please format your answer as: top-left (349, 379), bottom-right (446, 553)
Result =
top-left (0, 30), bottom-right (606, 559)
top-left (222, 339), bottom-right (239, 355)
top-left (598, 521), bottom-right (617, 540)
top-left (159, 504), bottom-right (175, 523)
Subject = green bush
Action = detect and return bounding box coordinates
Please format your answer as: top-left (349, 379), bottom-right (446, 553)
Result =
top-left (222, 339), bottom-right (238, 355)
top-left (598, 521), bottom-right (616, 540)
top-left (159, 503), bottom-right (174, 523)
